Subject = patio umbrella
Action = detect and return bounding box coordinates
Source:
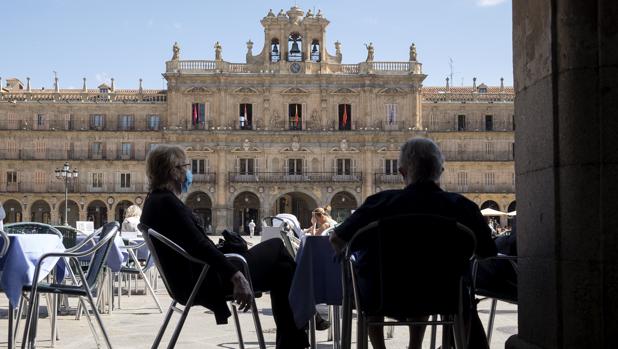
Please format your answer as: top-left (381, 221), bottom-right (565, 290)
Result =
top-left (481, 208), bottom-right (507, 216)
top-left (507, 210), bottom-right (517, 216)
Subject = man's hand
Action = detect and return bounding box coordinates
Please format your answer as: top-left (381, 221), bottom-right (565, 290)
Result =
top-left (230, 271), bottom-right (253, 312)
top-left (329, 231), bottom-right (347, 255)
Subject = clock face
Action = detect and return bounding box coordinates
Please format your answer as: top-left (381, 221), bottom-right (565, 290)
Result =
top-left (290, 62), bottom-right (301, 73)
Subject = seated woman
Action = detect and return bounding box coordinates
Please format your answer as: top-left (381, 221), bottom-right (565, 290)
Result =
top-left (140, 145), bottom-right (308, 349)
top-left (303, 206), bottom-right (337, 236)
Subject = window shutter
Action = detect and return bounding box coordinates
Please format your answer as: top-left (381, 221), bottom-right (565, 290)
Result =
top-left (255, 158), bottom-right (259, 173)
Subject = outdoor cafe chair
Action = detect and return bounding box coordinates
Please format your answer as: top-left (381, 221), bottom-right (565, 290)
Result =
top-left (342, 214), bottom-right (477, 349)
top-left (139, 224), bottom-right (266, 349)
top-left (472, 254), bottom-right (518, 344)
top-left (20, 221), bottom-right (120, 349)
top-left (117, 238), bottom-right (163, 312)
top-left (3, 222), bottom-right (65, 348)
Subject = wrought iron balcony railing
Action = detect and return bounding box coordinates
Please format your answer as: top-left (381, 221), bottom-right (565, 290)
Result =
top-left (228, 171), bottom-right (362, 183)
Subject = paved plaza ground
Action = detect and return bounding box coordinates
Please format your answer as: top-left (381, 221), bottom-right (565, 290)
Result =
top-left (0, 237), bottom-right (517, 348)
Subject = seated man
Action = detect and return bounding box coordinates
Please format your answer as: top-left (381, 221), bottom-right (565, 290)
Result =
top-left (330, 137), bottom-right (496, 349)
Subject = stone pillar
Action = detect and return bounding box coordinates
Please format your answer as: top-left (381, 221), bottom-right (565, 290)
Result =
top-left (213, 146), bottom-right (229, 234)
top-left (508, 1), bottom-right (618, 348)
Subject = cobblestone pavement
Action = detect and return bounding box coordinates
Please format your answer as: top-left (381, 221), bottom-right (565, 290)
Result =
top-left (0, 236), bottom-right (517, 348)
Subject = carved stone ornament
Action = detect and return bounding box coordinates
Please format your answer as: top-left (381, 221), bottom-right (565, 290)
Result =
top-left (291, 136), bottom-right (300, 151)
top-left (243, 139), bottom-right (251, 151)
top-left (340, 139), bottom-right (348, 151)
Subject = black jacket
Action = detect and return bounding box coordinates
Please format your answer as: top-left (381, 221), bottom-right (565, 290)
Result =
top-left (140, 189), bottom-right (239, 324)
top-left (334, 181), bottom-right (496, 258)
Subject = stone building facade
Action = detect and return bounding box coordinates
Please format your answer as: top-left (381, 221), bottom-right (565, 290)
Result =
top-left (0, 7), bottom-right (515, 233)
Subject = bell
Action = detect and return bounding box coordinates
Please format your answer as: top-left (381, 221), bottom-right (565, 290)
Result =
top-left (272, 44), bottom-right (279, 54)
top-left (290, 41), bottom-right (301, 54)
top-left (312, 43), bottom-right (318, 53)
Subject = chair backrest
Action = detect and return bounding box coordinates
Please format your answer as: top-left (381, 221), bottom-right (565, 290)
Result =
top-left (83, 222), bottom-right (119, 288)
top-left (4, 222), bottom-right (63, 239)
top-left (0, 229), bottom-right (9, 258)
top-left (348, 214), bottom-right (476, 318)
top-left (53, 225), bottom-right (79, 248)
top-left (138, 223), bottom-right (207, 304)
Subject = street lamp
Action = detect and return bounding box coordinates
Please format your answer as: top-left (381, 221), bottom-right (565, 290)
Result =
top-left (55, 162), bottom-right (78, 226)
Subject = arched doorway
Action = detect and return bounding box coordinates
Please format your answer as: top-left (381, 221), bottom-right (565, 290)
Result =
top-left (330, 191), bottom-right (358, 223)
top-left (186, 192), bottom-right (213, 234)
top-left (507, 200), bottom-right (516, 227)
top-left (58, 200), bottom-right (80, 227)
top-left (480, 200), bottom-right (500, 210)
top-left (272, 192), bottom-right (318, 228)
top-left (3, 199), bottom-right (23, 223)
top-left (30, 200), bottom-right (51, 224)
top-left (87, 200), bottom-right (108, 229)
top-left (233, 192), bottom-right (260, 235)
top-left (114, 200), bottom-right (133, 223)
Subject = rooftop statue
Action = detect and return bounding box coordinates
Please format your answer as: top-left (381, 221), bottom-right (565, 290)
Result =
top-left (172, 42), bottom-right (180, 60)
top-left (365, 42), bottom-right (374, 62)
top-left (214, 41), bottom-right (222, 61)
top-left (316, 9), bottom-right (323, 18)
top-left (267, 9), bottom-right (275, 17)
top-left (410, 43), bottom-right (417, 61)
top-left (306, 9), bottom-right (313, 17)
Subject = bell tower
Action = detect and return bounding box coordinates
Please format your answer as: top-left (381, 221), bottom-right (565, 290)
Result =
top-left (251, 6), bottom-right (333, 67)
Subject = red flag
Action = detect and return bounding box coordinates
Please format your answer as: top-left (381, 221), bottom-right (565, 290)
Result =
top-left (342, 105), bottom-right (348, 127)
top-left (294, 105), bottom-right (299, 127)
top-left (192, 104), bottom-right (197, 125)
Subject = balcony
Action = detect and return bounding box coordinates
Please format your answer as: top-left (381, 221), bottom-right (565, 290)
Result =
top-left (0, 180), bottom-right (149, 194)
top-left (375, 173), bottom-right (404, 185)
top-left (441, 183), bottom-right (515, 194)
top-left (441, 151), bottom-right (514, 162)
top-left (228, 172), bottom-right (363, 183)
top-left (193, 173), bottom-right (216, 183)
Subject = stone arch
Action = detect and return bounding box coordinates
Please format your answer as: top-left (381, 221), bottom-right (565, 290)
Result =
top-left (186, 191), bottom-right (213, 234)
top-left (329, 191), bottom-right (358, 223)
top-left (507, 200), bottom-right (516, 213)
top-left (3, 199), bottom-right (23, 223)
top-left (114, 200), bottom-right (134, 223)
top-left (58, 200), bottom-right (80, 227)
top-left (480, 200), bottom-right (500, 210)
top-left (87, 200), bottom-right (108, 229)
top-left (233, 191), bottom-right (261, 235)
top-left (507, 200), bottom-right (517, 227)
top-left (287, 32), bottom-right (303, 62)
top-left (271, 191), bottom-right (319, 228)
top-left (30, 200), bottom-right (51, 224)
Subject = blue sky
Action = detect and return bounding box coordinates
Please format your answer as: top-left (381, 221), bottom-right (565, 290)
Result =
top-left (1, 0), bottom-right (512, 89)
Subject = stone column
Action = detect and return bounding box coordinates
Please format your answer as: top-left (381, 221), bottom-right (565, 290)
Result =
top-left (508, 1), bottom-right (618, 348)
top-left (213, 146), bottom-right (229, 234)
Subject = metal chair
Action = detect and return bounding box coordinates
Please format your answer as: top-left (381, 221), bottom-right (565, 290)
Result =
top-left (53, 225), bottom-right (87, 249)
top-left (117, 239), bottom-right (163, 312)
top-left (4, 222), bottom-right (63, 239)
top-left (20, 221), bottom-right (120, 349)
top-left (472, 254), bottom-right (518, 344)
top-left (342, 214), bottom-right (477, 349)
top-left (139, 224), bottom-right (266, 349)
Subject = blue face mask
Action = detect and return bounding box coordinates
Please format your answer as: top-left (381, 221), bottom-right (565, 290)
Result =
top-left (182, 169), bottom-right (193, 193)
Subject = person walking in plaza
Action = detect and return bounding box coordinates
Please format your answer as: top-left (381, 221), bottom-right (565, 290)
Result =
top-left (248, 219), bottom-right (256, 238)
top-left (140, 145), bottom-right (308, 349)
top-left (330, 137), bottom-right (496, 349)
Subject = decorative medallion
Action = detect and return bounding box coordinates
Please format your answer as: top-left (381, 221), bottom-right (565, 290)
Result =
top-left (290, 62), bottom-right (301, 74)
top-left (107, 196), bottom-right (115, 205)
top-left (340, 139), bottom-right (348, 151)
top-left (135, 196), bottom-right (143, 205)
top-left (209, 186), bottom-right (215, 193)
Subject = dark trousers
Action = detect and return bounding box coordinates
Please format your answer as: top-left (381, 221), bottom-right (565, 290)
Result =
top-left (244, 238), bottom-right (309, 349)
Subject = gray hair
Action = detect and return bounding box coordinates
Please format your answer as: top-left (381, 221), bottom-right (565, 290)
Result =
top-left (145, 145), bottom-right (186, 193)
top-left (399, 137), bottom-right (444, 183)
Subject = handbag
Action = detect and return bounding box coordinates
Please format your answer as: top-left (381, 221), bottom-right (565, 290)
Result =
top-left (216, 229), bottom-right (248, 255)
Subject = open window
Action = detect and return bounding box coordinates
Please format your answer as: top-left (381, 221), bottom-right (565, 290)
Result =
top-left (288, 104), bottom-right (303, 130)
top-left (310, 39), bottom-right (320, 62)
top-left (191, 103), bottom-right (207, 129)
top-left (239, 103), bottom-right (253, 130)
top-left (288, 33), bottom-right (303, 62)
top-left (338, 104), bottom-right (352, 130)
top-left (270, 38), bottom-right (280, 62)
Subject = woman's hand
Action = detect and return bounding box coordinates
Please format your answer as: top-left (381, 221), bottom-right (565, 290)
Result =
top-left (230, 271), bottom-right (253, 312)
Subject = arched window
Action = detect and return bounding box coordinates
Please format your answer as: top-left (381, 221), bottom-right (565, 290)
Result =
top-left (288, 33), bottom-right (303, 62)
top-left (310, 39), bottom-right (320, 62)
top-left (270, 38), bottom-right (280, 62)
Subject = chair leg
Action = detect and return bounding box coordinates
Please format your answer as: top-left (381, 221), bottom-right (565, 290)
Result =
top-left (152, 302), bottom-right (176, 349)
top-left (250, 298), bottom-right (266, 349)
top-left (167, 303), bottom-right (193, 349)
top-left (83, 288), bottom-right (113, 348)
top-left (430, 315), bottom-right (437, 349)
top-left (386, 324), bottom-right (395, 339)
top-left (309, 317), bottom-right (316, 349)
top-left (332, 306), bottom-right (341, 349)
top-left (8, 303), bottom-right (14, 349)
top-left (230, 303), bottom-right (245, 349)
top-left (78, 296), bottom-right (102, 348)
top-left (21, 291), bottom-right (38, 349)
top-left (327, 306), bottom-right (333, 341)
top-left (140, 269), bottom-right (163, 313)
top-left (13, 296), bottom-right (26, 347)
top-left (356, 313), bottom-right (367, 349)
top-left (486, 299), bottom-right (498, 345)
top-left (441, 321), bottom-right (453, 349)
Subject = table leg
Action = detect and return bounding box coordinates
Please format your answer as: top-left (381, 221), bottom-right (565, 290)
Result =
top-left (341, 262), bottom-right (352, 349)
top-left (8, 303), bottom-right (14, 349)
